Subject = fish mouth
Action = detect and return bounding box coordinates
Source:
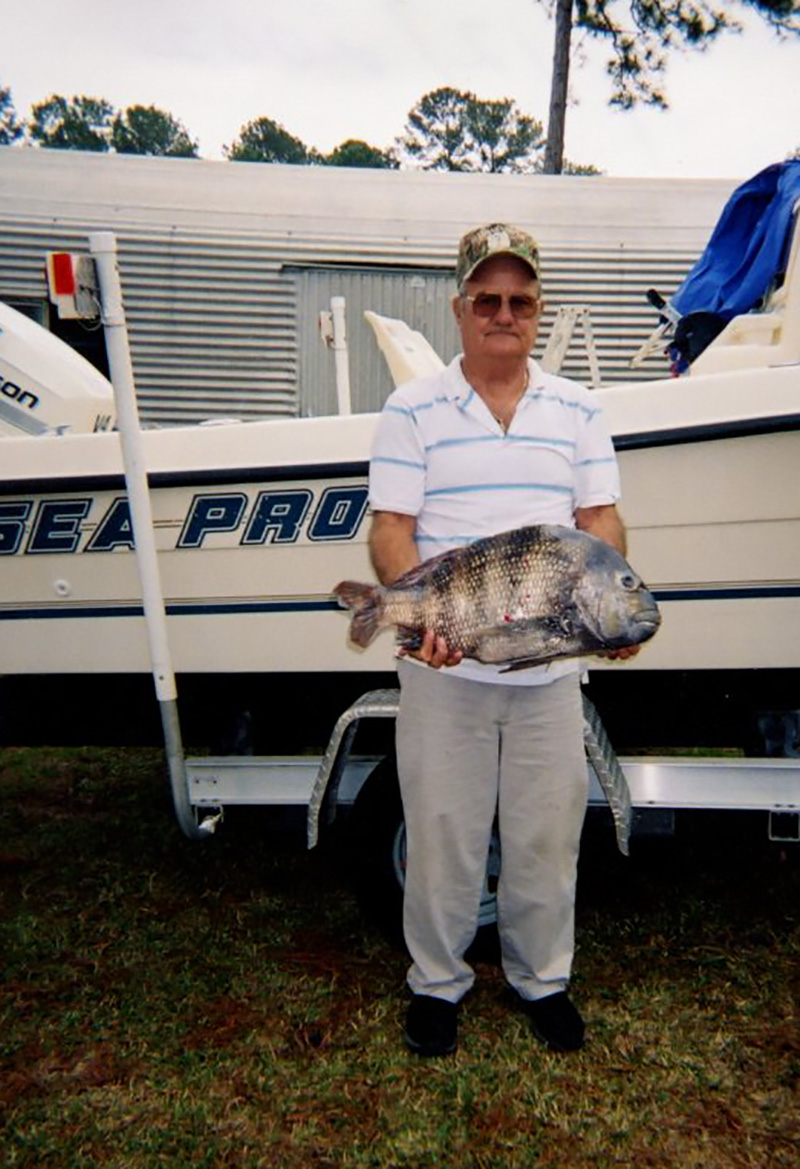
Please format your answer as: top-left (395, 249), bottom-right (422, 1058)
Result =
top-left (630, 607), bottom-right (662, 639)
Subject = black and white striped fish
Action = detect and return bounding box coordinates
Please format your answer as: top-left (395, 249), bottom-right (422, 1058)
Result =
top-left (333, 524), bottom-right (660, 671)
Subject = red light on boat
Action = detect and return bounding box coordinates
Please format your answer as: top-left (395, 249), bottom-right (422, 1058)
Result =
top-left (50, 253), bottom-right (77, 296)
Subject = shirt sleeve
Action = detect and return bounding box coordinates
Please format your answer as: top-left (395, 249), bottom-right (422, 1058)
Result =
top-left (368, 393), bottom-right (427, 516)
top-left (573, 400), bottom-right (621, 508)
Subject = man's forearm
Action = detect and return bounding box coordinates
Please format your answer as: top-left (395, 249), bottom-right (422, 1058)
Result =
top-left (368, 511), bottom-right (462, 668)
top-left (368, 511), bottom-right (420, 586)
top-left (575, 504), bottom-right (627, 556)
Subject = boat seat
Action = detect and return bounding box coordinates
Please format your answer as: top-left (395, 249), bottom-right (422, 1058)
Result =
top-left (691, 198), bottom-right (800, 375)
top-left (364, 311), bottom-right (445, 387)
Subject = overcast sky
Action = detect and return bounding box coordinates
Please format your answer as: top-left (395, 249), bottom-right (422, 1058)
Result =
top-left (4, 0), bottom-right (800, 179)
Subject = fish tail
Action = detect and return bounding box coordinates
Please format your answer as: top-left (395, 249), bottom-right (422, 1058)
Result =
top-left (333, 580), bottom-right (385, 648)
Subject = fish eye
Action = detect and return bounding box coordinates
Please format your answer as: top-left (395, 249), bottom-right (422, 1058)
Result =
top-left (620, 572), bottom-right (638, 591)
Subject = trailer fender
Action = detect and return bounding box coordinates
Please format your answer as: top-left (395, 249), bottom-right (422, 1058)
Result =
top-left (306, 687), bottom-right (631, 855)
top-left (307, 688), bottom-right (400, 848)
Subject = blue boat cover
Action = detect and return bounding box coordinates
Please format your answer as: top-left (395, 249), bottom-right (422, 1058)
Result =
top-left (671, 159), bottom-right (800, 321)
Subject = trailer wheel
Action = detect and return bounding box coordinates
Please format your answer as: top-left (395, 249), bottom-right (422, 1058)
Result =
top-left (348, 753), bottom-right (500, 945)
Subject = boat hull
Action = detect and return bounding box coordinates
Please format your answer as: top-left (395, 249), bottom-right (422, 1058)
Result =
top-left (1, 363), bottom-right (798, 748)
top-left (618, 427), bottom-right (800, 672)
top-left (1, 389), bottom-right (798, 678)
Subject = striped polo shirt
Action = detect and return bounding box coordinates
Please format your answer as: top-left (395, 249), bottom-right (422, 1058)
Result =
top-left (369, 354), bottom-right (621, 686)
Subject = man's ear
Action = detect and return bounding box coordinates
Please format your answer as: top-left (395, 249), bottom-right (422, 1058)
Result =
top-left (451, 293), bottom-right (464, 325)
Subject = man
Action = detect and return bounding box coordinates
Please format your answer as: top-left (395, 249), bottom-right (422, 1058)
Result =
top-left (368, 223), bottom-right (634, 1057)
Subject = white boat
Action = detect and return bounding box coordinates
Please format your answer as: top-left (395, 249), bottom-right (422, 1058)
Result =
top-left (0, 179), bottom-right (798, 754)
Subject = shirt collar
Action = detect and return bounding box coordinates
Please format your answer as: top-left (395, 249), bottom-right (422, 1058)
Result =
top-left (449, 354), bottom-right (544, 408)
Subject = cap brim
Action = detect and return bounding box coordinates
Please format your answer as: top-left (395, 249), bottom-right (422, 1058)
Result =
top-left (459, 251), bottom-right (539, 287)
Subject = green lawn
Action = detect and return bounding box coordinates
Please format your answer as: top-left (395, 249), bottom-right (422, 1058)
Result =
top-left (1, 746), bottom-right (798, 1168)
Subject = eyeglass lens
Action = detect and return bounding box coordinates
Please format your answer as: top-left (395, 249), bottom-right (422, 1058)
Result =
top-left (470, 293), bottom-right (539, 319)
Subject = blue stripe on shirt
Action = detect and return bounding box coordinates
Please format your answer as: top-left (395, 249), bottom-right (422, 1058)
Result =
top-left (425, 482), bottom-right (574, 498)
top-left (507, 434), bottom-right (576, 449)
top-left (424, 435), bottom-right (502, 452)
top-left (423, 433), bottom-right (576, 452)
top-left (403, 394), bottom-right (455, 415)
top-left (527, 390), bottom-right (600, 421)
top-left (415, 533), bottom-right (479, 548)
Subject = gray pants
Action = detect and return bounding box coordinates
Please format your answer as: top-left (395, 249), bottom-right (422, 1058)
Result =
top-left (396, 660), bottom-right (588, 1004)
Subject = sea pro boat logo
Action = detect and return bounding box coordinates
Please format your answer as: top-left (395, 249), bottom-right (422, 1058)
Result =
top-left (177, 487), bottom-right (368, 548)
top-left (0, 485), bottom-right (370, 555)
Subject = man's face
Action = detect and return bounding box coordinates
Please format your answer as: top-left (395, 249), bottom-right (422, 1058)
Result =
top-left (452, 255), bottom-right (542, 363)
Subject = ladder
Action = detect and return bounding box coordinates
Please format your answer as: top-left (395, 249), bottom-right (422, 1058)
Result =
top-left (540, 304), bottom-right (602, 387)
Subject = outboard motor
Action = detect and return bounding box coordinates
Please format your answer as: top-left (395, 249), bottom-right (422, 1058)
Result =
top-left (0, 301), bottom-right (115, 437)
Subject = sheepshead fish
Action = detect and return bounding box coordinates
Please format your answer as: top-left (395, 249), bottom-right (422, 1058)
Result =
top-left (334, 524), bottom-right (660, 671)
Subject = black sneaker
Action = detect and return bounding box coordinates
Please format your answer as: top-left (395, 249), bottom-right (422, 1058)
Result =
top-left (525, 991), bottom-right (585, 1052)
top-left (404, 995), bottom-right (458, 1056)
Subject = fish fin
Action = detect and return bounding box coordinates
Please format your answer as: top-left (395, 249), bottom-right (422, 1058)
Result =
top-left (392, 546), bottom-right (454, 589)
top-left (332, 580), bottom-right (384, 648)
top-left (498, 657), bottom-right (554, 674)
top-left (475, 617), bottom-right (577, 671)
top-left (498, 641), bottom-right (591, 673)
top-left (472, 620), bottom-right (551, 666)
top-left (396, 625), bottom-right (424, 653)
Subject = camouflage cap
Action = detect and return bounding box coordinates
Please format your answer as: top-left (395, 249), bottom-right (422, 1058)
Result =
top-left (455, 223), bottom-right (540, 290)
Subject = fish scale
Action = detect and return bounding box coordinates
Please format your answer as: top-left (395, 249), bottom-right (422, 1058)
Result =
top-left (334, 523), bottom-right (661, 671)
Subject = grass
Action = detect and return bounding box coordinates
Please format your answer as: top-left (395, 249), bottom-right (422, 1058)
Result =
top-left (1, 745), bottom-right (799, 1168)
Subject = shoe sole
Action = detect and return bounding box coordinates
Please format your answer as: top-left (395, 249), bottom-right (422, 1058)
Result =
top-left (529, 1021), bottom-right (584, 1053)
top-left (404, 1033), bottom-right (457, 1057)
top-left (522, 994), bottom-right (585, 1052)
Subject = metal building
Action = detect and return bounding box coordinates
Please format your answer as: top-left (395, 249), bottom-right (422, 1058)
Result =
top-left (0, 148), bottom-right (737, 425)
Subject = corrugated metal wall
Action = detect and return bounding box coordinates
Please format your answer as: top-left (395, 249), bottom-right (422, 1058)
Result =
top-left (0, 197), bottom-right (698, 425)
top-left (0, 218), bottom-right (300, 424)
top-left (541, 243), bottom-right (694, 385)
top-left (295, 266), bottom-right (458, 416)
top-left (294, 245), bottom-right (695, 416)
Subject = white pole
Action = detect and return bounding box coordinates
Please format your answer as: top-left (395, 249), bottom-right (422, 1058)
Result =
top-left (330, 296), bottom-right (352, 415)
top-left (89, 232), bottom-right (208, 839)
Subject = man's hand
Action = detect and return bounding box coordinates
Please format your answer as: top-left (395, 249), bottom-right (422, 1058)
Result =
top-left (400, 629), bottom-right (463, 669)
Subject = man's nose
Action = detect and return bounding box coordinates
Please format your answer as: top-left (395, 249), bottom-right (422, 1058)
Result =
top-left (493, 296), bottom-right (516, 323)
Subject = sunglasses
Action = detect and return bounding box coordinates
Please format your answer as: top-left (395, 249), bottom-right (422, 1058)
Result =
top-left (463, 292), bottom-right (541, 319)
